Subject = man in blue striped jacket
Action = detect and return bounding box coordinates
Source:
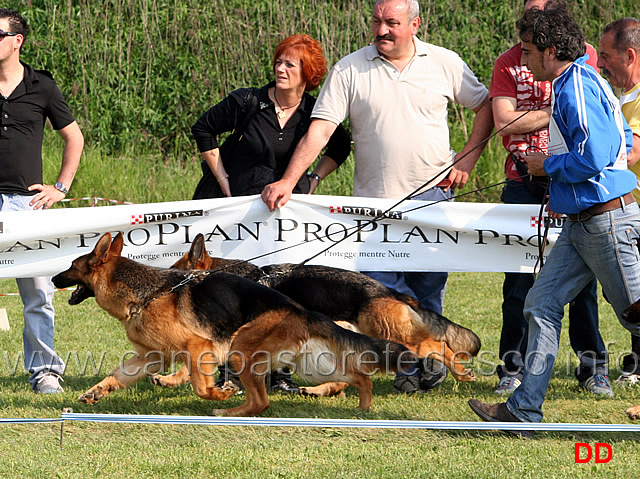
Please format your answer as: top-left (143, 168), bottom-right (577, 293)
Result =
top-left (469, 5), bottom-right (640, 437)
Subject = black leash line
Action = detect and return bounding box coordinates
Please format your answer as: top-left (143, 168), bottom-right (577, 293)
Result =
top-left (533, 183), bottom-right (551, 276)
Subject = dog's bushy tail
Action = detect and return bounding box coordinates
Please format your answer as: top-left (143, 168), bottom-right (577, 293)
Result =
top-left (318, 319), bottom-right (419, 376)
top-left (395, 292), bottom-right (481, 357)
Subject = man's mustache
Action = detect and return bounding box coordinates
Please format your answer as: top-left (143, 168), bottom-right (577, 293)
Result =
top-left (375, 34), bottom-right (394, 42)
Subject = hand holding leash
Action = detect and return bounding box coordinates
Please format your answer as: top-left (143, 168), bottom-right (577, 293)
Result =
top-left (525, 152), bottom-right (550, 176)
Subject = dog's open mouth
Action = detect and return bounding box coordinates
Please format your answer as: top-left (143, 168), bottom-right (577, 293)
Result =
top-left (68, 284), bottom-right (95, 305)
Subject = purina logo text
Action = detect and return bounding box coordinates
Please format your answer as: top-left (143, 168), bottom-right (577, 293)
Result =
top-left (530, 216), bottom-right (565, 229)
top-left (131, 210), bottom-right (204, 225)
top-left (329, 205), bottom-right (403, 221)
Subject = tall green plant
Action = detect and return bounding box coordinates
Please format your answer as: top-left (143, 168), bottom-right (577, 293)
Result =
top-left (8, 0), bottom-right (640, 203)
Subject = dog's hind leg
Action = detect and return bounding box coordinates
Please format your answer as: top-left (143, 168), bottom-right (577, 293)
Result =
top-left (212, 348), bottom-right (271, 416)
top-left (189, 339), bottom-right (239, 401)
top-left (213, 369), bottom-right (270, 417)
top-left (299, 381), bottom-right (349, 398)
top-left (349, 374), bottom-right (373, 410)
top-left (151, 365), bottom-right (191, 388)
top-left (79, 355), bottom-right (163, 404)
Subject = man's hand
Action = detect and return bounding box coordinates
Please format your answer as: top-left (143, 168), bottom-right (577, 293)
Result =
top-left (525, 152), bottom-right (550, 176)
top-left (27, 184), bottom-right (66, 210)
top-left (546, 203), bottom-right (564, 221)
top-left (447, 155), bottom-right (476, 191)
top-left (261, 178), bottom-right (295, 211)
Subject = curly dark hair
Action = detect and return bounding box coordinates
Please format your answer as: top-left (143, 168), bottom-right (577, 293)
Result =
top-left (516, 6), bottom-right (585, 62)
top-left (0, 8), bottom-right (29, 47)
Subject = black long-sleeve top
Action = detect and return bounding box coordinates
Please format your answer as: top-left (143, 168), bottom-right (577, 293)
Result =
top-left (192, 81), bottom-right (351, 196)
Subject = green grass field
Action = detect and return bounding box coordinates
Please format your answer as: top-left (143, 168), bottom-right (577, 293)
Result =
top-left (1, 270), bottom-right (639, 478)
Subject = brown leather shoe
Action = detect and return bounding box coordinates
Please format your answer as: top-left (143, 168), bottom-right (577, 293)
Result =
top-left (468, 399), bottom-right (534, 439)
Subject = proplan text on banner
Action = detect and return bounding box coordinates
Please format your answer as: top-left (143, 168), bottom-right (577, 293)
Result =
top-left (0, 195), bottom-right (560, 278)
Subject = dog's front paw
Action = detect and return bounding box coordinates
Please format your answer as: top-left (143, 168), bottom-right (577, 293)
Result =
top-left (452, 368), bottom-right (476, 382)
top-left (78, 386), bottom-right (105, 404)
top-left (298, 386), bottom-right (317, 398)
top-left (299, 385), bottom-right (346, 398)
top-left (626, 405), bottom-right (640, 420)
top-left (150, 374), bottom-right (172, 388)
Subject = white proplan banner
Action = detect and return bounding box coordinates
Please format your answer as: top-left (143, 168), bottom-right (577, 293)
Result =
top-left (0, 194), bottom-right (561, 278)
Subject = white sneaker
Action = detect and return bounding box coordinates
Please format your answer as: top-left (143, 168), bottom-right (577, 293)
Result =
top-left (494, 376), bottom-right (522, 395)
top-left (615, 372), bottom-right (640, 387)
top-left (34, 374), bottom-right (64, 394)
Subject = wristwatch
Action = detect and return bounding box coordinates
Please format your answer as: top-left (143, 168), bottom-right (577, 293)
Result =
top-left (54, 182), bottom-right (68, 195)
top-left (307, 172), bottom-right (322, 182)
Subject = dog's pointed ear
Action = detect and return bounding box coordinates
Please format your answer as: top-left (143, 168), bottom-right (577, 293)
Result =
top-left (192, 234), bottom-right (214, 269)
top-left (109, 232), bottom-right (124, 257)
top-left (89, 232), bottom-right (113, 265)
top-left (191, 234), bottom-right (206, 265)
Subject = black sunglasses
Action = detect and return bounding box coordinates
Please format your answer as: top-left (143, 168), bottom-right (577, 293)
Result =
top-left (0, 30), bottom-right (19, 38)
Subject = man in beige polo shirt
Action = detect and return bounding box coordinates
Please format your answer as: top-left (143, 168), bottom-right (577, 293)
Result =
top-left (598, 17), bottom-right (640, 386)
top-left (262, 0), bottom-right (493, 393)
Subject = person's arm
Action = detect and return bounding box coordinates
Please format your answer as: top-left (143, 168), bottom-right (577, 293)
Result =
top-left (544, 83), bottom-right (620, 184)
top-left (28, 121), bottom-right (84, 209)
top-left (492, 96), bottom-right (551, 136)
top-left (261, 118), bottom-right (337, 210)
top-left (628, 133), bottom-right (640, 167)
top-left (307, 156), bottom-right (339, 194)
top-left (308, 123), bottom-right (351, 194)
top-left (200, 148), bottom-right (232, 197)
top-left (447, 98), bottom-right (494, 190)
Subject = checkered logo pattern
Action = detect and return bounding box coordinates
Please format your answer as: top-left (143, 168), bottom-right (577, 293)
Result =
top-left (131, 214), bottom-right (144, 225)
top-left (329, 206), bottom-right (342, 214)
top-left (531, 216), bottom-right (540, 228)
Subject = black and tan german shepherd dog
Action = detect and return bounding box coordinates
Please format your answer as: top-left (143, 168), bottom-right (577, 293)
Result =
top-left (154, 233), bottom-right (481, 397)
top-left (52, 232), bottom-right (418, 416)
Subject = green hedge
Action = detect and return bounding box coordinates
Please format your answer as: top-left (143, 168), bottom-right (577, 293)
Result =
top-left (8, 0), bottom-right (640, 160)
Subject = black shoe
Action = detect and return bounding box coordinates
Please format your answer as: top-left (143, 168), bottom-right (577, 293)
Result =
top-left (394, 358), bottom-right (448, 394)
top-left (270, 374), bottom-right (299, 394)
top-left (419, 358), bottom-right (448, 391)
top-left (468, 399), bottom-right (534, 439)
top-left (393, 374), bottom-right (425, 394)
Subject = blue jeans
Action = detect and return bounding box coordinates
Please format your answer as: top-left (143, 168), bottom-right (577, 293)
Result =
top-left (362, 186), bottom-right (453, 315)
top-left (499, 181), bottom-right (606, 381)
top-left (0, 194), bottom-right (65, 389)
top-left (507, 201), bottom-right (640, 422)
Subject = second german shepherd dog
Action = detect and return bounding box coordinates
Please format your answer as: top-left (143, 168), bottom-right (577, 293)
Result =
top-left (52, 232), bottom-right (417, 416)
top-left (154, 234), bottom-right (481, 396)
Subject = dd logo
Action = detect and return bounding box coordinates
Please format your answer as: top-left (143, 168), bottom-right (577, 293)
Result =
top-left (574, 443), bottom-right (613, 463)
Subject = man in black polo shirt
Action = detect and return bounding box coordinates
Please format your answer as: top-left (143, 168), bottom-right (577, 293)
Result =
top-left (0, 8), bottom-right (83, 393)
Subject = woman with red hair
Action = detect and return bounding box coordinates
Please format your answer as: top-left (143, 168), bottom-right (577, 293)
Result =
top-left (192, 34), bottom-right (350, 199)
top-left (191, 34), bottom-right (350, 393)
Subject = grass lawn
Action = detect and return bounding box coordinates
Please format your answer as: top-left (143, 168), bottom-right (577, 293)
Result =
top-left (1, 271), bottom-right (639, 478)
